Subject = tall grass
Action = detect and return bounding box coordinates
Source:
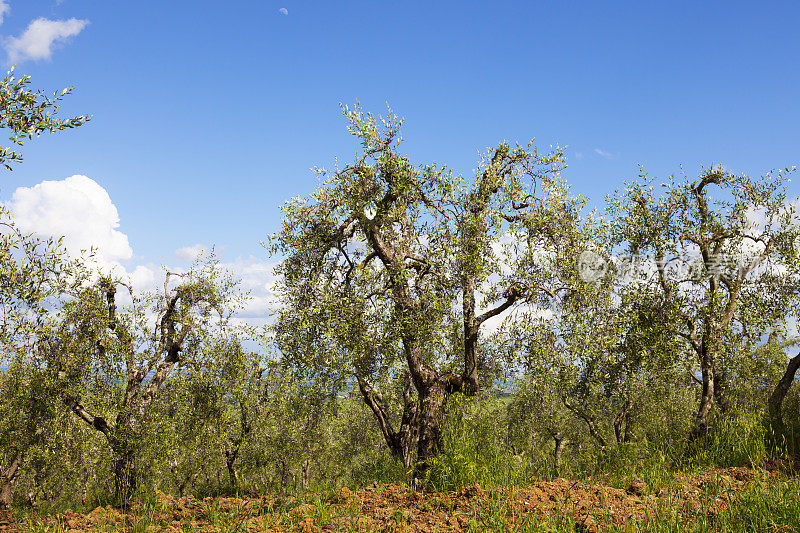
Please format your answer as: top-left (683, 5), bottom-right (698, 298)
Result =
top-left (425, 395), bottom-right (555, 491)
top-left (687, 410), bottom-right (768, 469)
top-left (425, 399), bottom-right (785, 499)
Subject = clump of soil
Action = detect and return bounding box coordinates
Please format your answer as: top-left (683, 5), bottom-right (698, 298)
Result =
top-left (0, 466), bottom-right (784, 532)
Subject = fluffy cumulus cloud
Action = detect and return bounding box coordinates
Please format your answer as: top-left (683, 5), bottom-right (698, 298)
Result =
top-left (128, 264), bottom-right (158, 292)
top-left (5, 17), bottom-right (88, 63)
top-left (5, 177), bottom-right (280, 326)
top-left (8, 175), bottom-right (132, 265)
top-left (4, 176), bottom-right (167, 301)
top-left (0, 1), bottom-right (10, 26)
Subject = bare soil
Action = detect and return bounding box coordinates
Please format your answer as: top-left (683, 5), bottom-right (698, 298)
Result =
top-left (0, 466), bottom-right (787, 532)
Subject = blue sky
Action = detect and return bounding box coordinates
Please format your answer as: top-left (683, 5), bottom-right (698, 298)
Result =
top-left (1, 1), bottom-right (799, 317)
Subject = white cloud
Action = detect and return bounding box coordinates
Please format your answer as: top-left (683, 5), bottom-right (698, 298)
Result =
top-left (5, 17), bottom-right (88, 63)
top-left (594, 148), bottom-right (614, 160)
top-left (5, 178), bottom-right (280, 333)
top-left (278, 7), bottom-right (288, 15)
top-left (8, 175), bottom-right (132, 265)
top-left (0, 1), bottom-right (10, 26)
top-left (5, 175), bottom-right (164, 296)
top-left (174, 243), bottom-right (210, 262)
top-left (128, 264), bottom-right (157, 291)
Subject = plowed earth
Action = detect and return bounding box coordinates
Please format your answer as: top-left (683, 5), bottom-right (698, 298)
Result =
top-left (0, 466), bottom-right (787, 532)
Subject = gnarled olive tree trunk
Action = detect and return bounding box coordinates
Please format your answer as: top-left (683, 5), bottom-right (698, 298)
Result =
top-left (549, 431), bottom-right (572, 471)
top-left (414, 382), bottom-right (447, 479)
top-left (113, 452), bottom-right (136, 502)
top-left (357, 372), bottom-right (419, 469)
top-left (0, 452), bottom-right (22, 511)
top-left (692, 336), bottom-right (716, 441)
top-left (613, 400), bottom-right (634, 444)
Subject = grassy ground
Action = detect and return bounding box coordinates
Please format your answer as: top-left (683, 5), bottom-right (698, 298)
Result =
top-left (3, 409), bottom-right (798, 531)
top-left (3, 465), bottom-right (798, 532)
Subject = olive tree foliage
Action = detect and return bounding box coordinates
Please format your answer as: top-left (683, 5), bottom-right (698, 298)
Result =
top-left (148, 371), bottom-right (222, 497)
top-left (560, 266), bottom-right (692, 449)
top-left (765, 302), bottom-right (800, 451)
top-left (606, 167), bottom-right (800, 440)
top-left (145, 338), bottom-right (334, 497)
top-left (504, 324), bottom-right (583, 470)
top-left (172, 339), bottom-right (334, 496)
top-left (142, 337), bottom-right (260, 498)
top-left (55, 255), bottom-right (249, 501)
top-left (270, 105), bottom-right (588, 478)
top-left (209, 338), bottom-right (266, 492)
top-left (0, 204), bottom-right (92, 510)
top-left (494, 208), bottom-right (670, 458)
top-left (0, 67), bottom-right (90, 170)
top-left (256, 367), bottom-right (337, 494)
top-left (501, 252), bottom-right (699, 468)
top-left (0, 68), bottom-right (89, 510)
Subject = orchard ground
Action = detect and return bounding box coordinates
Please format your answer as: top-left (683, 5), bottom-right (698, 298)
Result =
top-left (2, 463), bottom-right (798, 532)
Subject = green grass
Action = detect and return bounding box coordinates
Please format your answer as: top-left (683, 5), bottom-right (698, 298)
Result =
top-left (9, 406), bottom-right (800, 532)
top-left (10, 474), bottom-right (800, 532)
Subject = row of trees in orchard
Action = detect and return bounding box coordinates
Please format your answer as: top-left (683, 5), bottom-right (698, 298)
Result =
top-left (1, 78), bottom-right (799, 511)
top-left (271, 106), bottom-right (800, 480)
top-left (0, 212), bottom-right (369, 509)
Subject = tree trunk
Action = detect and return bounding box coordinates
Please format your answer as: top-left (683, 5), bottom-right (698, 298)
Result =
top-left (413, 384), bottom-right (447, 481)
top-left (301, 459), bottom-right (310, 491)
top-left (462, 285), bottom-right (481, 396)
top-left (279, 459), bottom-right (289, 497)
top-left (624, 409), bottom-right (634, 443)
top-left (82, 472), bottom-right (89, 505)
top-left (691, 342), bottom-right (715, 441)
top-left (25, 466), bottom-right (43, 509)
top-left (173, 461), bottom-right (205, 498)
top-left (552, 433), bottom-right (570, 470)
top-left (614, 400), bottom-right (634, 444)
top-left (356, 371), bottom-right (419, 468)
top-left (713, 370), bottom-right (730, 414)
top-left (562, 397), bottom-right (607, 448)
top-left (398, 381), bottom-right (419, 469)
top-left (0, 452), bottom-right (22, 511)
top-left (113, 452), bottom-right (136, 502)
top-left (768, 352), bottom-right (800, 450)
top-left (225, 454), bottom-right (239, 490)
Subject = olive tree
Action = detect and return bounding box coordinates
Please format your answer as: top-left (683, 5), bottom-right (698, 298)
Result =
top-left (270, 105), bottom-right (586, 478)
top-left (606, 167), bottom-right (799, 440)
top-left (0, 67), bottom-right (89, 509)
top-left (504, 321), bottom-right (584, 470)
top-left (564, 265), bottom-right (694, 448)
top-left (0, 204), bottom-right (92, 510)
top-left (56, 257), bottom-right (247, 501)
top-left (765, 308), bottom-right (800, 449)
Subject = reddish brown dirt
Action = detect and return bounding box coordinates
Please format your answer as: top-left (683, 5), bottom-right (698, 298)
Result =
top-left (0, 466), bottom-right (785, 532)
